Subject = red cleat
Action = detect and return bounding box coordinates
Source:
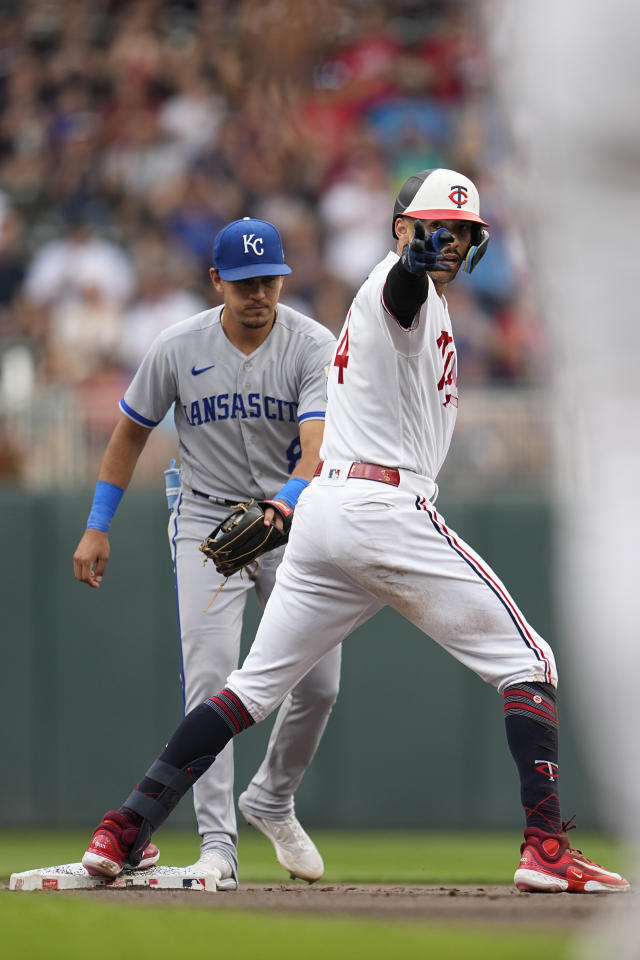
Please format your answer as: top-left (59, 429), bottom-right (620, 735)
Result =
top-left (81, 810), bottom-right (159, 878)
top-left (514, 824), bottom-right (630, 893)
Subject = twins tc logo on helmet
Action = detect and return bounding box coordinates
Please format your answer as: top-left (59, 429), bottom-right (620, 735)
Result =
top-left (448, 185), bottom-right (469, 208)
top-left (242, 234), bottom-right (264, 256)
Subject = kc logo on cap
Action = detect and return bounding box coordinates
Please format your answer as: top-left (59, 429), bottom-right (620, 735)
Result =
top-left (242, 234), bottom-right (264, 256)
top-left (213, 217), bottom-right (292, 281)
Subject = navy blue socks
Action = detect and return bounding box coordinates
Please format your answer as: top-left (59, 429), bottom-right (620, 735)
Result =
top-left (504, 682), bottom-right (561, 833)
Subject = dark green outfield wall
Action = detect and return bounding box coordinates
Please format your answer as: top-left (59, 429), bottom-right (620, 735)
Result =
top-left (0, 489), bottom-right (597, 830)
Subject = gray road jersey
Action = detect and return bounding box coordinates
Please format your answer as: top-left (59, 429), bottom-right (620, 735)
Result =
top-left (121, 303), bottom-right (336, 499)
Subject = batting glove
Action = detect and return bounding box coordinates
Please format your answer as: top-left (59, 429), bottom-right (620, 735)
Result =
top-left (401, 221), bottom-right (454, 276)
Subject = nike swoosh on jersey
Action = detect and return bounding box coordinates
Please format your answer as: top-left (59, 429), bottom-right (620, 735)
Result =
top-left (191, 364), bottom-right (216, 375)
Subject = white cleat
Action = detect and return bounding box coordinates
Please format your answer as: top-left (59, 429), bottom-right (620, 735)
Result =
top-left (239, 809), bottom-right (324, 883)
top-left (189, 851), bottom-right (238, 891)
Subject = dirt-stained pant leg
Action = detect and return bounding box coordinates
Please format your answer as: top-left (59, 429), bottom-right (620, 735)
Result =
top-left (337, 476), bottom-right (556, 693)
top-left (342, 477), bottom-right (557, 693)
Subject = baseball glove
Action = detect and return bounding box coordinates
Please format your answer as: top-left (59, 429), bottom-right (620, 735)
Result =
top-left (199, 499), bottom-right (291, 577)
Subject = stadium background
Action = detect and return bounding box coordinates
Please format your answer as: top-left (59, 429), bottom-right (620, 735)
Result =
top-left (0, 0), bottom-right (593, 831)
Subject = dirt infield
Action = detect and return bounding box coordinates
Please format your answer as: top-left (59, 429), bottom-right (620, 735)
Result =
top-left (44, 883), bottom-right (614, 927)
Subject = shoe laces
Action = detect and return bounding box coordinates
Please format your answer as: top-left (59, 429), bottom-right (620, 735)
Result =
top-left (276, 814), bottom-right (313, 847)
top-left (561, 815), bottom-right (593, 861)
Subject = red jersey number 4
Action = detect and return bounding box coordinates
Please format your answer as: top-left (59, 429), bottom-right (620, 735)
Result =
top-left (333, 317), bottom-right (350, 384)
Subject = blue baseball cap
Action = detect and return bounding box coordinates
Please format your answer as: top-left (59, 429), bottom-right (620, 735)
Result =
top-left (212, 217), bottom-right (292, 281)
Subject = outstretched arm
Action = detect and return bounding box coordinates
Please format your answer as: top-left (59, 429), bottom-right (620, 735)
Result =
top-left (383, 223), bottom-right (453, 328)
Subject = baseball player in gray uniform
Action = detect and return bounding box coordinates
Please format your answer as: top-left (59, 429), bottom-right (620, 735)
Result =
top-left (74, 217), bottom-right (341, 889)
top-left (81, 172), bottom-right (628, 893)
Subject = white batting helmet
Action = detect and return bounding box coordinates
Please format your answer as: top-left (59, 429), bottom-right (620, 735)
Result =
top-left (392, 168), bottom-right (490, 273)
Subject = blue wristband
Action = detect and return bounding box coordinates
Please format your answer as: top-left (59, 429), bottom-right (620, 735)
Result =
top-left (272, 477), bottom-right (308, 510)
top-left (86, 480), bottom-right (125, 532)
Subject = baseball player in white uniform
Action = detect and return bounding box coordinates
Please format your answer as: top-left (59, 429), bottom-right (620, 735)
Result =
top-left (81, 172), bottom-right (628, 893)
top-left (74, 217), bottom-right (341, 889)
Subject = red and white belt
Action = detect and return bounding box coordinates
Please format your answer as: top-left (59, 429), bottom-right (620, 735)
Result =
top-left (313, 461), bottom-right (400, 486)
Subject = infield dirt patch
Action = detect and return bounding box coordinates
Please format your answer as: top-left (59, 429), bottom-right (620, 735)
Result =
top-left (39, 882), bottom-right (615, 928)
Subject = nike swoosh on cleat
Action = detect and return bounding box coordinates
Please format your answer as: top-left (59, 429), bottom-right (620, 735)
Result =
top-left (575, 861), bottom-right (620, 878)
top-left (191, 364), bottom-right (216, 375)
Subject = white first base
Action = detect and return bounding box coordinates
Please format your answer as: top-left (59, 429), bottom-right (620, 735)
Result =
top-left (9, 862), bottom-right (217, 892)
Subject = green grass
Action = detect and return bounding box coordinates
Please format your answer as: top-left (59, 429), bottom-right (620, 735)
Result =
top-left (1, 829), bottom-right (629, 960)
top-left (0, 894), bottom-right (569, 960)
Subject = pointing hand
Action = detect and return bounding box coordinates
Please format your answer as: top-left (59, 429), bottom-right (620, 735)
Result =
top-left (401, 221), bottom-right (454, 276)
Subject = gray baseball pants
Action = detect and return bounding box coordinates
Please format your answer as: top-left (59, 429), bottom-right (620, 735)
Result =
top-left (169, 491), bottom-right (342, 872)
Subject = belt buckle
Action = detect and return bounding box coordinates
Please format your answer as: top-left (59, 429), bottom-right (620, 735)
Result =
top-left (379, 467), bottom-right (396, 484)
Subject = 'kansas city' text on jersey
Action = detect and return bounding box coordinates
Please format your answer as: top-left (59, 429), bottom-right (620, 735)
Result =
top-left (121, 303), bottom-right (336, 499)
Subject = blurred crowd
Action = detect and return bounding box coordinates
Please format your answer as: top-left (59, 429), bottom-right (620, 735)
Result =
top-left (0, 0), bottom-right (549, 488)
